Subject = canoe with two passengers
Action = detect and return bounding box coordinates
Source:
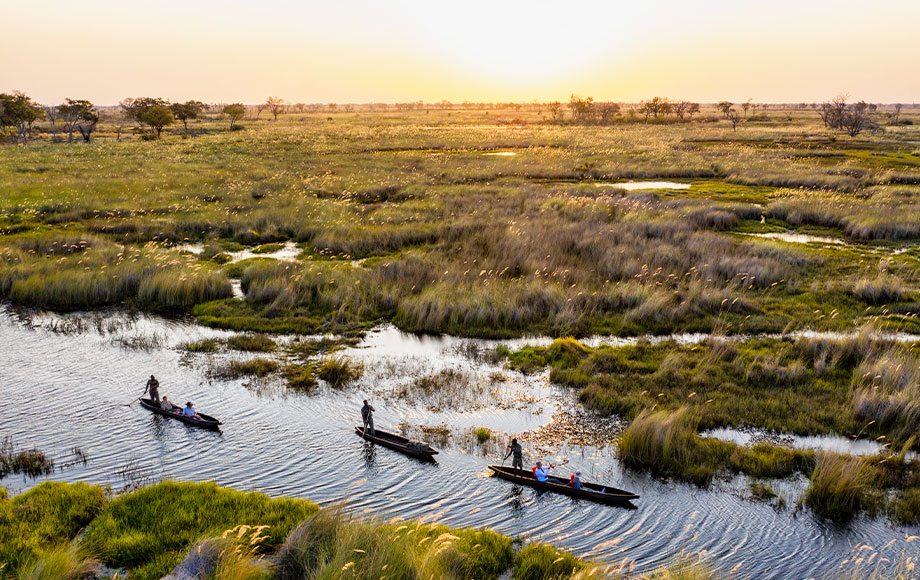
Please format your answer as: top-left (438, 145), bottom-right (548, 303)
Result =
top-left (354, 426), bottom-right (438, 461)
top-left (139, 398), bottom-right (222, 430)
top-left (488, 465), bottom-right (639, 504)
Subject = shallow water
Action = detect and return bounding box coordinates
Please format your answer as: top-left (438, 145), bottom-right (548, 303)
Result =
top-left (483, 151), bottom-right (517, 156)
top-left (746, 232), bottom-right (845, 245)
top-left (593, 181), bottom-right (692, 191)
top-left (702, 427), bottom-right (890, 456)
top-left (178, 241), bottom-right (303, 264)
top-left (2, 308), bottom-right (918, 577)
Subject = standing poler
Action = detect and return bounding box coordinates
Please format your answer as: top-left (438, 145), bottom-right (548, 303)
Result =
top-left (361, 399), bottom-right (376, 436)
top-left (504, 437), bottom-right (523, 469)
top-left (144, 374), bottom-right (160, 405)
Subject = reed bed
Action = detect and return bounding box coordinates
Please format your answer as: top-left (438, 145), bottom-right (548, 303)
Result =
top-left (2, 112), bottom-right (919, 338)
top-left (514, 332), bottom-right (920, 448)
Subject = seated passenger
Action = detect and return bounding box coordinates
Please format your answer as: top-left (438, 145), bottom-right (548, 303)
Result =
top-left (533, 461), bottom-right (551, 482)
top-left (181, 401), bottom-right (200, 419)
top-left (570, 472), bottom-right (583, 489)
top-left (160, 396), bottom-right (172, 411)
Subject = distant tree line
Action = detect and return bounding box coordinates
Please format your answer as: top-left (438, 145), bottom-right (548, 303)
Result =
top-left (545, 95), bottom-right (701, 125)
top-left (1, 90), bottom-right (913, 144)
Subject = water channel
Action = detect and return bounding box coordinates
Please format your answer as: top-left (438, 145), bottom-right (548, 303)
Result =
top-left (1, 307), bottom-right (917, 577)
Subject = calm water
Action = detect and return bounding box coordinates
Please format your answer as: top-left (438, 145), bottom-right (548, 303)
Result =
top-left (1, 306), bottom-right (917, 577)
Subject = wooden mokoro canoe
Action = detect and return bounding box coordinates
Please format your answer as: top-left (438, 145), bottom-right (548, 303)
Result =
top-left (139, 398), bottom-right (221, 430)
top-left (488, 465), bottom-right (639, 504)
top-left (354, 426), bottom-right (438, 461)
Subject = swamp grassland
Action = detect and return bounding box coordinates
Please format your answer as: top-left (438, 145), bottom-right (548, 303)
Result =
top-left (509, 332), bottom-right (920, 521)
top-left (3, 480), bottom-right (916, 580)
top-left (0, 108), bottom-right (919, 338)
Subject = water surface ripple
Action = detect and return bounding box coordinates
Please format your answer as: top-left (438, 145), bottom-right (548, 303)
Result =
top-left (1, 308), bottom-right (916, 577)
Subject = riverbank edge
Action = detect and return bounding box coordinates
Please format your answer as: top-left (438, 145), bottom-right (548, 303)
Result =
top-left (3, 479), bottom-right (913, 580)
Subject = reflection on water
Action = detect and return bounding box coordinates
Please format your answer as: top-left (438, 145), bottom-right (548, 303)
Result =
top-left (1, 306), bottom-right (919, 577)
top-left (593, 181), bottom-right (692, 190)
top-left (701, 427), bottom-right (892, 456)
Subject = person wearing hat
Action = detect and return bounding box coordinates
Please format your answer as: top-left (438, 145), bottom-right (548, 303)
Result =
top-left (532, 461), bottom-right (553, 482)
top-left (570, 471), bottom-right (583, 489)
top-left (180, 401), bottom-right (200, 419)
top-left (143, 374), bottom-right (160, 405)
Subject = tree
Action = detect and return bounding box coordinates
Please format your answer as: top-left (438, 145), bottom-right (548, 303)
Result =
top-left (121, 97), bottom-right (168, 124)
top-left (0, 92), bottom-right (44, 142)
top-left (222, 103), bottom-right (245, 130)
top-left (893, 103), bottom-right (903, 124)
top-left (727, 108), bottom-right (740, 131)
top-left (639, 97), bottom-right (670, 121)
top-left (548, 101), bottom-right (562, 123)
top-left (742, 98), bottom-right (752, 117)
top-left (840, 101), bottom-right (872, 136)
top-left (265, 96), bottom-right (285, 121)
top-left (597, 102), bottom-right (620, 124)
top-left (568, 94), bottom-right (596, 124)
top-left (687, 103), bottom-right (701, 118)
top-left (138, 105), bottom-right (174, 138)
top-left (717, 101), bottom-right (733, 118)
top-left (43, 105), bottom-right (59, 140)
top-left (671, 100), bottom-right (689, 120)
top-left (169, 100), bottom-right (205, 134)
top-left (58, 99), bottom-right (98, 142)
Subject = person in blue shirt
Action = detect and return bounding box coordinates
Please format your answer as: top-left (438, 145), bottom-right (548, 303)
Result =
top-left (532, 461), bottom-right (552, 482)
top-left (181, 401), bottom-right (200, 419)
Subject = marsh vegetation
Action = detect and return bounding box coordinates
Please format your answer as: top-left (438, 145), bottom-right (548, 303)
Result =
top-left (2, 106), bottom-right (918, 339)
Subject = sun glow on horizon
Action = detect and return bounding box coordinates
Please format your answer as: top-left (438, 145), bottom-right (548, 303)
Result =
top-left (2, 0), bottom-right (919, 104)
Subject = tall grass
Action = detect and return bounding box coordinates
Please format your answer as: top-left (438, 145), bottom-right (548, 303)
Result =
top-left (804, 453), bottom-right (875, 521)
top-left (274, 508), bottom-right (512, 580)
top-left (617, 408), bottom-right (718, 485)
top-left (81, 481), bottom-right (317, 580)
top-left (16, 544), bottom-right (99, 580)
top-left (316, 356), bottom-right (363, 388)
top-left (851, 348), bottom-right (920, 439)
top-left (0, 482), bottom-right (106, 575)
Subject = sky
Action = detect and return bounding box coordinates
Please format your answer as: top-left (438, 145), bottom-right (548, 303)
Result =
top-left (2, 0), bottom-right (919, 105)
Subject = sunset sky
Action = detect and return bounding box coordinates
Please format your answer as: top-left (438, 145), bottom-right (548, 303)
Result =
top-left (3, 0), bottom-right (918, 105)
